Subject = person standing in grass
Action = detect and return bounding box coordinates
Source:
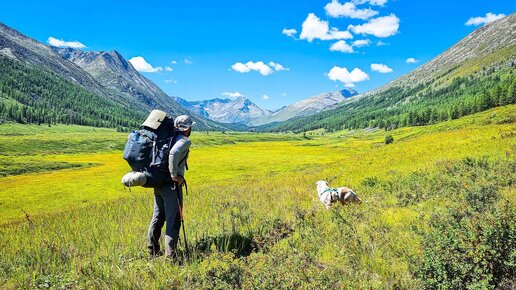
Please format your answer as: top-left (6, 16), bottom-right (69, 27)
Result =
top-left (147, 115), bottom-right (194, 261)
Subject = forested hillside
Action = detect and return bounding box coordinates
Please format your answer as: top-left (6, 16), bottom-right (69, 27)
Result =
top-left (264, 67), bottom-right (516, 132)
top-left (0, 56), bottom-right (145, 129)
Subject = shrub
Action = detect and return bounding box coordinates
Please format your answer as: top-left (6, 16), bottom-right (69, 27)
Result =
top-left (385, 134), bottom-right (394, 144)
top-left (415, 157), bottom-right (516, 289)
top-left (416, 202), bottom-right (516, 289)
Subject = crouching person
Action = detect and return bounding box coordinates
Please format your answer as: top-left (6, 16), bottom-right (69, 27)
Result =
top-left (147, 115), bottom-right (193, 261)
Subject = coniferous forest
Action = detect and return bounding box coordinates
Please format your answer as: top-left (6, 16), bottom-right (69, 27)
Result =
top-left (0, 57), bottom-right (145, 130)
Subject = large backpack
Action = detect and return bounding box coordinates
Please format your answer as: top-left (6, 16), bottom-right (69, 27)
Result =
top-left (122, 110), bottom-right (177, 188)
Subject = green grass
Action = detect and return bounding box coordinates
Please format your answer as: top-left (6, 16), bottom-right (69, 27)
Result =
top-left (0, 156), bottom-right (93, 177)
top-left (0, 105), bottom-right (515, 289)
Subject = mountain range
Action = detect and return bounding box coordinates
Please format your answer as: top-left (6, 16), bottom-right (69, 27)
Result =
top-left (248, 89), bottom-right (357, 126)
top-left (0, 22), bottom-right (229, 130)
top-left (0, 20), bottom-right (356, 130)
top-left (173, 88), bottom-right (358, 126)
top-left (173, 96), bottom-right (271, 124)
top-left (0, 13), bottom-right (515, 132)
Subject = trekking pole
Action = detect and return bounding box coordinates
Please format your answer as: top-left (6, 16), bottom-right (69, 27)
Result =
top-left (177, 195), bottom-right (190, 262)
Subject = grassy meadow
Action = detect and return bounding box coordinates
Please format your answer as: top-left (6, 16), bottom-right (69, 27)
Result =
top-left (0, 105), bottom-right (515, 289)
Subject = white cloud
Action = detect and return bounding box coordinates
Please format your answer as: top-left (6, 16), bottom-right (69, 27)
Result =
top-left (331, 39), bottom-right (371, 53)
top-left (171, 60), bottom-right (177, 64)
top-left (465, 12), bottom-right (505, 26)
top-left (268, 61), bottom-right (288, 71)
top-left (327, 66), bottom-right (369, 87)
top-left (406, 57), bottom-right (418, 63)
top-left (231, 61), bottom-right (272, 75)
top-left (262, 94), bottom-right (270, 100)
top-left (325, 0), bottom-right (379, 20)
top-left (128, 56), bottom-right (163, 73)
top-left (300, 13), bottom-right (353, 42)
top-left (352, 39), bottom-right (371, 47)
top-left (376, 40), bottom-right (388, 46)
top-left (231, 61), bottom-right (287, 76)
top-left (165, 66), bottom-right (173, 71)
top-left (370, 63), bottom-right (393, 73)
top-left (164, 79), bottom-right (177, 84)
top-left (47, 37), bottom-right (86, 49)
top-left (330, 40), bottom-right (354, 53)
top-left (348, 13), bottom-right (399, 37)
top-left (353, 0), bottom-right (387, 6)
top-left (184, 58), bottom-right (192, 64)
top-left (281, 92), bottom-right (288, 97)
top-left (222, 92), bottom-right (244, 98)
top-left (282, 28), bottom-right (297, 38)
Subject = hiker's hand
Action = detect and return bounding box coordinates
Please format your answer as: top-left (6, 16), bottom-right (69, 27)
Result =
top-left (171, 176), bottom-right (185, 186)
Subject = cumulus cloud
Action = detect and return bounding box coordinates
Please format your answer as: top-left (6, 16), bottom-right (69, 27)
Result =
top-left (184, 58), bottom-right (193, 64)
top-left (268, 61), bottom-right (288, 71)
top-left (353, 0), bottom-right (387, 6)
top-left (164, 79), bottom-right (177, 84)
top-left (330, 40), bottom-right (354, 53)
top-left (165, 66), bottom-right (173, 71)
top-left (406, 57), bottom-right (418, 63)
top-left (128, 56), bottom-right (163, 73)
top-left (327, 66), bottom-right (369, 87)
top-left (281, 92), bottom-right (288, 97)
top-left (282, 28), bottom-right (297, 38)
top-left (352, 39), bottom-right (371, 47)
top-left (325, 0), bottom-right (379, 20)
top-left (300, 13), bottom-right (353, 42)
top-left (47, 37), bottom-right (86, 48)
top-left (370, 63), bottom-right (393, 73)
top-left (331, 39), bottom-right (372, 53)
top-left (348, 13), bottom-right (399, 37)
top-left (171, 60), bottom-right (177, 64)
top-left (465, 12), bottom-right (505, 26)
top-left (231, 61), bottom-right (287, 76)
top-left (222, 92), bottom-right (244, 98)
top-left (262, 94), bottom-right (270, 100)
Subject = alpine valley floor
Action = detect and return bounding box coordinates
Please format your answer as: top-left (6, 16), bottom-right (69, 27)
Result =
top-left (0, 105), bottom-right (515, 289)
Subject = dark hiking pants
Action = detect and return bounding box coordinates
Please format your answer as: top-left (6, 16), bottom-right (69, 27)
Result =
top-left (147, 183), bottom-right (182, 258)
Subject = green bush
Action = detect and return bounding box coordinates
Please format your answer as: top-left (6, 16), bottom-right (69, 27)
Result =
top-left (385, 134), bottom-right (394, 144)
top-left (415, 157), bottom-right (516, 289)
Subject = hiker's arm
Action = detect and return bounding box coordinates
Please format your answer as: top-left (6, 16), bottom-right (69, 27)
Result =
top-left (168, 138), bottom-right (191, 178)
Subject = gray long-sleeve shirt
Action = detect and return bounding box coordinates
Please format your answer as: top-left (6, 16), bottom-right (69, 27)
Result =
top-left (168, 134), bottom-right (191, 178)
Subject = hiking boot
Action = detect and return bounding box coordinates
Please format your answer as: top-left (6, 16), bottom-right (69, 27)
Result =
top-left (148, 250), bottom-right (164, 259)
top-left (165, 254), bottom-right (184, 266)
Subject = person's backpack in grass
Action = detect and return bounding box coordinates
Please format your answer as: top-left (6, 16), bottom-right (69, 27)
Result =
top-left (122, 109), bottom-right (177, 188)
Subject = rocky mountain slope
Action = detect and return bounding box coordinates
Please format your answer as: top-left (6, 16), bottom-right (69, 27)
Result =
top-left (0, 22), bottom-right (229, 130)
top-left (265, 13), bottom-right (516, 132)
top-left (174, 96), bottom-right (271, 124)
top-left (54, 49), bottom-right (178, 114)
top-left (248, 89), bottom-right (357, 126)
top-left (0, 22), bottom-right (110, 98)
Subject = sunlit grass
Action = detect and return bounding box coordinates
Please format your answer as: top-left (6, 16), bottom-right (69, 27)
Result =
top-left (0, 105), bottom-right (514, 288)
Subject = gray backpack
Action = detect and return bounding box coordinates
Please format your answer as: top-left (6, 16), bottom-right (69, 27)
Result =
top-left (122, 110), bottom-right (177, 188)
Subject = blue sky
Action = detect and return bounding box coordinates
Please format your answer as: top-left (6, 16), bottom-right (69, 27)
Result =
top-left (0, 0), bottom-right (514, 110)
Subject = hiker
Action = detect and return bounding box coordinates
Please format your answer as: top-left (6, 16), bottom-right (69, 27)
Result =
top-left (147, 115), bottom-right (193, 260)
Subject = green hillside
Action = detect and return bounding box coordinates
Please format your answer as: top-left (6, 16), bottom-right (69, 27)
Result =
top-left (0, 56), bottom-right (146, 129)
top-left (264, 61), bottom-right (516, 133)
top-left (263, 13), bottom-right (516, 133)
